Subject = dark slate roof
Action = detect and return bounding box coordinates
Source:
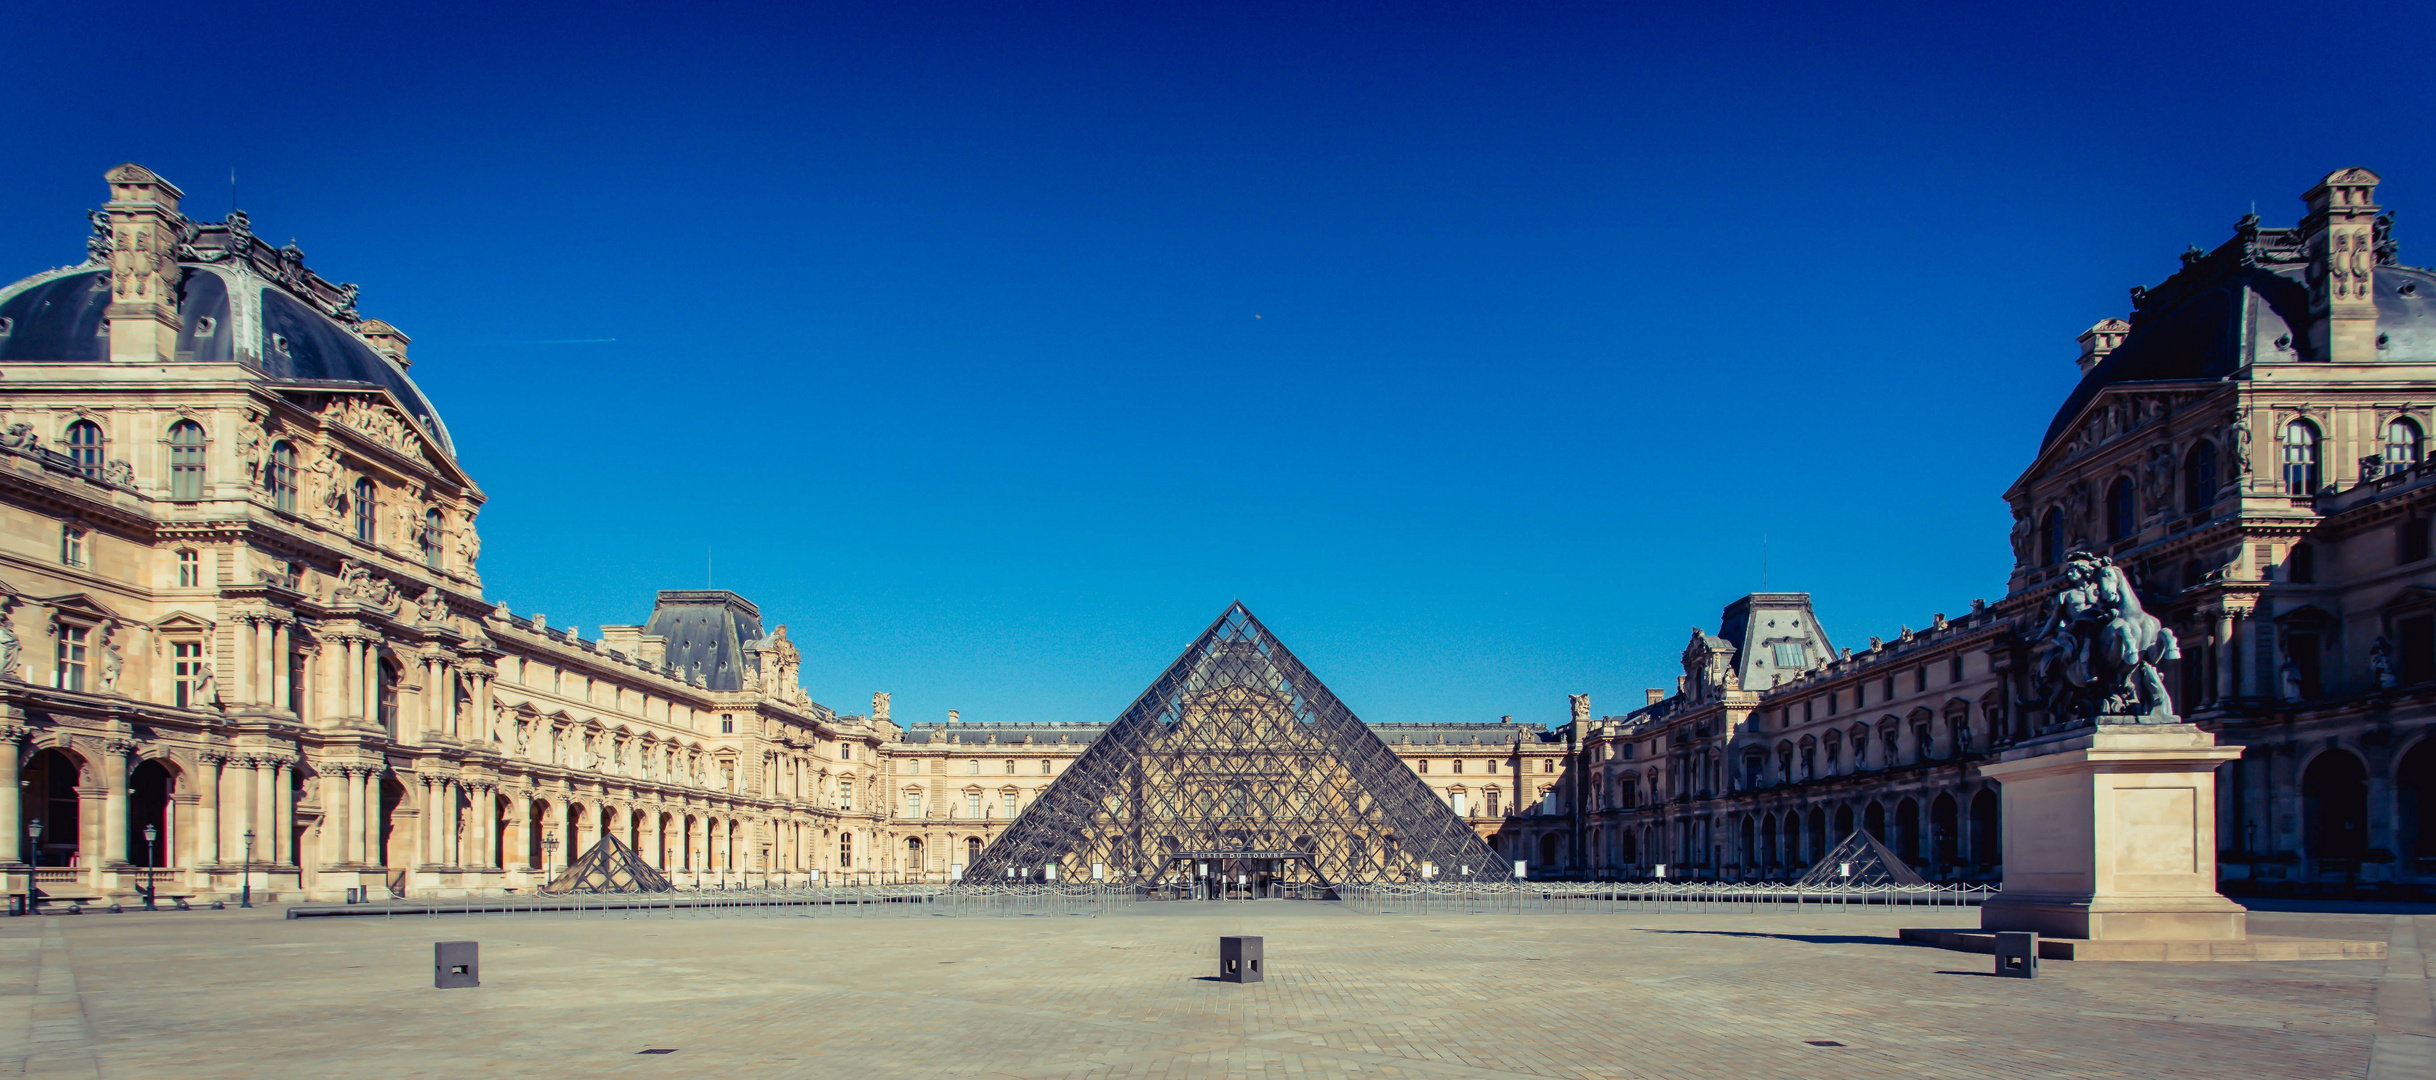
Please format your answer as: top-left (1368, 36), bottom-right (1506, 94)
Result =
top-left (2039, 225), bottom-right (2436, 452)
top-left (0, 265), bottom-right (453, 453)
top-left (643, 590), bottom-right (765, 692)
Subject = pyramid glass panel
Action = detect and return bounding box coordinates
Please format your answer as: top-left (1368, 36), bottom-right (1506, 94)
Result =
top-left (965, 604), bottom-right (1511, 887)
top-left (542, 833), bottom-right (675, 894)
top-left (1793, 829), bottom-right (1928, 888)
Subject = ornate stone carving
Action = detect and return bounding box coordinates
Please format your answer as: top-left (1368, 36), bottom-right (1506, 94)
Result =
top-left (100, 459), bottom-right (134, 488)
top-left (1568, 694), bottom-right (1590, 724)
top-left (414, 586), bottom-right (448, 625)
top-left (237, 408), bottom-right (268, 484)
top-left (321, 397), bottom-right (428, 463)
top-left (2027, 551), bottom-right (2181, 725)
top-left (335, 559), bottom-right (398, 611)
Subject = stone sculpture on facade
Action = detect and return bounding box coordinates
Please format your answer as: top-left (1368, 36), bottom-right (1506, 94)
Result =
top-left (2027, 551), bottom-right (2180, 725)
top-left (1569, 693), bottom-right (1590, 724)
top-left (2372, 635), bottom-right (2399, 688)
top-left (0, 612), bottom-right (19, 681)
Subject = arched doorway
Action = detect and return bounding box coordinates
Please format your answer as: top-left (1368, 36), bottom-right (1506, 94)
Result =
top-left (1738, 817), bottom-right (1756, 871)
top-left (1969, 788), bottom-right (2001, 872)
top-left (907, 836), bottom-right (925, 877)
top-left (2302, 750), bottom-right (2370, 870)
top-left (129, 760), bottom-right (175, 868)
top-left (1807, 807), bottom-right (1826, 862)
top-left (965, 836), bottom-right (982, 866)
top-left (1759, 815), bottom-right (1778, 871)
top-left (528, 799), bottom-right (553, 871)
top-left (1538, 833), bottom-right (1558, 867)
top-left (1619, 829), bottom-right (1637, 865)
top-left (1833, 804), bottom-right (1855, 842)
top-left (22, 749), bottom-right (82, 867)
top-left (2401, 740), bottom-right (2436, 875)
top-left (1929, 793), bottom-right (1958, 874)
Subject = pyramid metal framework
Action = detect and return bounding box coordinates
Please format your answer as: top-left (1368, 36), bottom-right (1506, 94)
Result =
top-left (542, 833), bottom-right (675, 894)
top-left (1792, 829), bottom-right (1929, 888)
top-left (965, 604), bottom-right (1513, 887)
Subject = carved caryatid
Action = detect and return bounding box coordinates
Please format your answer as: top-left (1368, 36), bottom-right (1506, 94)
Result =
top-left (2026, 551), bottom-right (2181, 726)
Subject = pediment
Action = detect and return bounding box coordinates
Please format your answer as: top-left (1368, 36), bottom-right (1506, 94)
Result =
top-left (38, 592), bottom-right (125, 625)
top-left (151, 611), bottom-right (215, 633)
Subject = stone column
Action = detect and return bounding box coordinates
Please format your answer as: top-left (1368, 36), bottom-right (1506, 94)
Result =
top-left (473, 674), bottom-right (493, 741)
top-left (272, 759), bottom-right (293, 864)
top-left (193, 753), bottom-right (219, 867)
top-left (362, 768), bottom-right (385, 870)
top-left (509, 795), bottom-right (531, 872)
top-left (420, 776), bottom-right (441, 866)
top-left (361, 643), bottom-right (378, 727)
top-left (102, 740), bottom-right (133, 866)
top-left (341, 768), bottom-right (364, 865)
top-left (2213, 610), bottom-right (2237, 703)
top-left (339, 638), bottom-right (360, 720)
top-left (271, 621), bottom-right (291, 714)
top-left (0, 726), bottom-right (24, 864)
top-left (252, 619), bottom-right (273, 708)
top-left (319, 765), bottom-right (347, 869)
top-left (251, 758), bottom-right (274, 865)
top-left (230, 618), bottom-right (251, 707)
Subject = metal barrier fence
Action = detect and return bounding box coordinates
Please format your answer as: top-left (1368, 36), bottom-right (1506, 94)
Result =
top-left (1336, 881), bottom-right (1998, 915)
top-left (288, 880), bottom-right (1997, 920)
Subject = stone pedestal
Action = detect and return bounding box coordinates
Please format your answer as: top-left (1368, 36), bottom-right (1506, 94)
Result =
top-left (1979, 723), bottom-right (2248, 942)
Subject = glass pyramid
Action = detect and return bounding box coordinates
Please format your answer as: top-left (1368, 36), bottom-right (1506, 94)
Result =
top-left (964, 603), bottom-right (1511, 887)
top-left (1793, 829), bottom-right (1928, 888)
top-left (541, 832), bottom-right (675, 894)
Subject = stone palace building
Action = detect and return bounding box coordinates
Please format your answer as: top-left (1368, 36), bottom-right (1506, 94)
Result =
top-left (0, 163), bottom-right (2425, 903)
top-left (1496, 166), bottom-right (2436, 897)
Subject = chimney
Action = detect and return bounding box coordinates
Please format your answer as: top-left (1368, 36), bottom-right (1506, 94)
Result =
top-left (358, 318), bottom-right (411, 368)
top-left (2301, 167), bottom-right (2384, 364)
top-left (101, 164), bottom-right (189, 364)
top-left (1645, 688), bottom-right (1666, 706)
top-left (871, 692), bottom-right (890, 723)
top-left (947, 709), bottom-right (959, 723)
top-left (2076, 319), bottom-right (2129, 375)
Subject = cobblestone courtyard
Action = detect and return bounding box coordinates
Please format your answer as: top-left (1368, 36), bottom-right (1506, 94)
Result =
top-left (0, 901), bottom-right (2426, 1079)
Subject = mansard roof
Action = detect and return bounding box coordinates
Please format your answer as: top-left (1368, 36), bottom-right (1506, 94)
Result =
top-left (2039, 219), bottom-right (2435, 453)
top-left (0, 229), bottom-right (455, 456)
top-left (642, 590), bottom-right (765, 692)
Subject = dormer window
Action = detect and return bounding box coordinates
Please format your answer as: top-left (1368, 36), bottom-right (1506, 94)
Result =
top-left (2283, 421), bottom-right (2321, 494)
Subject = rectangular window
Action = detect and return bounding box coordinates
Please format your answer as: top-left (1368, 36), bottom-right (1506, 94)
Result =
top-left (909, 759), bottom-right (922, 775)
top-left (1040, 759), bottom-right (1052, 775)
top-left (169, 434), bottom-right (206, 501)
top-left (1913, 667), bottom-right (1926, 693)
top-left (1418, 759), bottom-right (1429, 773)
top-left (1771, 642), bottom-right (1808, 668)
top-left (1804, 699), bottom-right (1814, 722)
top-left (1949, 655), bottom-right (1965, 683)
top-left (2405, 520), bottom-right (2431, 565)
top-left (1451, 791), bottom-right (1467, 817)
top-left (1002, 791), bottom-right (1018, 818)
top-left (1486, 789), bottom-right (1501, 816)
top-left (720, 718), bottom-right (734, 734)
top-left (1884, 676), bottom-right (1897, 700)
top-left (55, 626), bottom-right (89, 691)
top-left (176, 549), bottom-right (199, 587)
top-left (907, 792), bottom-right (922, 817)
top-left (965, 792), bottom-right (981, 817)
top-left (173, 641), bottom-right (201, 707)
top-left (1828, 692), bottom-right (1839, 716)
top-left (1452, 759), bottom-right (1463, 774)
top-left (841, 744), bottom-right (852, 760)
top-left (60, 525), bottom-right (86, 568)
top-left (1004, 759), bottom-right (1016, 774)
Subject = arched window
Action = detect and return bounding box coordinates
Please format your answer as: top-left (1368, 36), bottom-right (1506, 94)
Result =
top-left (2183, 441), bottom-right (2217, 515)
top-left (2283, 421), bottom-right (2321, 495)
top-left (2039, 508), bottom-right (2062, 567)
top-left (965, 836), bottom-right (981, 864)
top-left (64, 420), bottom-right (104, 480)
top-left (352, 478), bottom-right (376, 542)
top-left (2390, 419), bottom-right (2424, 474)
top-left (267, 441), bottom-right (297, 512)
top-left (421, 508), bottom-right (443, 568)
top-left (166, 420), bottom-right (206, 500)
top-left (2106, 478), bottom-right (2134, 541)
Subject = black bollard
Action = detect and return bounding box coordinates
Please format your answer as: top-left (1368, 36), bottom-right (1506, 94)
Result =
top-left (1219, 936), bottom-right (1264, 984)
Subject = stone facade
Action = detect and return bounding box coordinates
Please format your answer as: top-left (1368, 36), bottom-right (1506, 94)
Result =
top-left (1500, 167), bottom-right (2436, 896)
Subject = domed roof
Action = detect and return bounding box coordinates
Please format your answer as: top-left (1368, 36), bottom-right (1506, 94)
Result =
top-left (0, 230), bottom-right (452, 456)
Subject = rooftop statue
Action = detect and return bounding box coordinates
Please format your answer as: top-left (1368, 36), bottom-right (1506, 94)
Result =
top-left (2028, 551), bottom-right (2181, 726)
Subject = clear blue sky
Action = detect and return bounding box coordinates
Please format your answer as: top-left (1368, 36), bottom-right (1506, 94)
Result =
top-left (6, 2), bottom-right (2432, 729)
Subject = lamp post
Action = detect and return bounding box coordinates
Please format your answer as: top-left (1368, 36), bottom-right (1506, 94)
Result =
top-left (23, 819), bottom-right (38, 915)
top-left (541, 833), bottom-right (559, 887)
top-left (240, 829), bottom-right (255, 908)
top-left (141, 824), bottom-right (157, 911)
